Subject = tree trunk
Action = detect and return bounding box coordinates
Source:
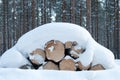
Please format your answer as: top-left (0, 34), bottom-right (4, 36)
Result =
top-left (86, 0), bottom-right (92, 33)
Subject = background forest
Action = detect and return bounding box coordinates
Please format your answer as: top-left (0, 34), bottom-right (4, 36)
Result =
top-left (0, 0), bottom-right (120, 58)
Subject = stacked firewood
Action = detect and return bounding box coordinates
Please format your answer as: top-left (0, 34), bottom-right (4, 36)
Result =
top-left (21, 40), bottom-right (105, 71)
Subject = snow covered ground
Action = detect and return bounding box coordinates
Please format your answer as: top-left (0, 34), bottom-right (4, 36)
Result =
top-left (0, 60), bottom-right (120, 80)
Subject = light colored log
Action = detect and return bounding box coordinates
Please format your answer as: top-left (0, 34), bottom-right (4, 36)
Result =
top-left (65, 41), bottom-right (73, 49)
top-left (45, 40), bottom-right (65, 62)
top-left (59, 59), bottom-right (76, 71)
top-left (32, 49), bottom-right (46, 59)
top-left (76, 61), bottom-right (90, 70)
top-left (90, 64), bottom-right (105, 70)
top-left (43, 61), bottom-right (59, 70)
top-left (30, 48), bottom-right (45, 65)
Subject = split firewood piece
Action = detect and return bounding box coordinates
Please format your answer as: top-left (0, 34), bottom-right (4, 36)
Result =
top-left (45, 40), bottom-right (65, 62)
top-left (59, 58), bottom-right (76, 71)
top-left (76, 61), bottom-right (91, 70)
top-left (43, 61), bottom-right (59, 70)
top-left (30, 48), bottom-right (45, 65)
top-left (90, 64), bottom-right (105, 70)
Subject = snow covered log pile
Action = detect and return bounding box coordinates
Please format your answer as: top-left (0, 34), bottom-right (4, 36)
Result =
top-left (1, 23), bottom-right (115, 71)
top-left (27, 40), bottom-right (105, 71)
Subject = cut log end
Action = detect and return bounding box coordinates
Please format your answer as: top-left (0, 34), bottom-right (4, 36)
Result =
top-left (65, 41), bottom-right (73, 49)
top-left (43, 61), bottom-right (59, 70)
top-left (59, 59), bottom-right (76, 71)
top-left (90, 64), bottom-right (105, 70)
top-left (45, 40), bottom-right (65, 62)
top-left (76, 61), bottom-right (90, 70)
top-left (29, 48), bottom-right (46, 65)
top-left (32, 48), bottom-right (45, 59)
